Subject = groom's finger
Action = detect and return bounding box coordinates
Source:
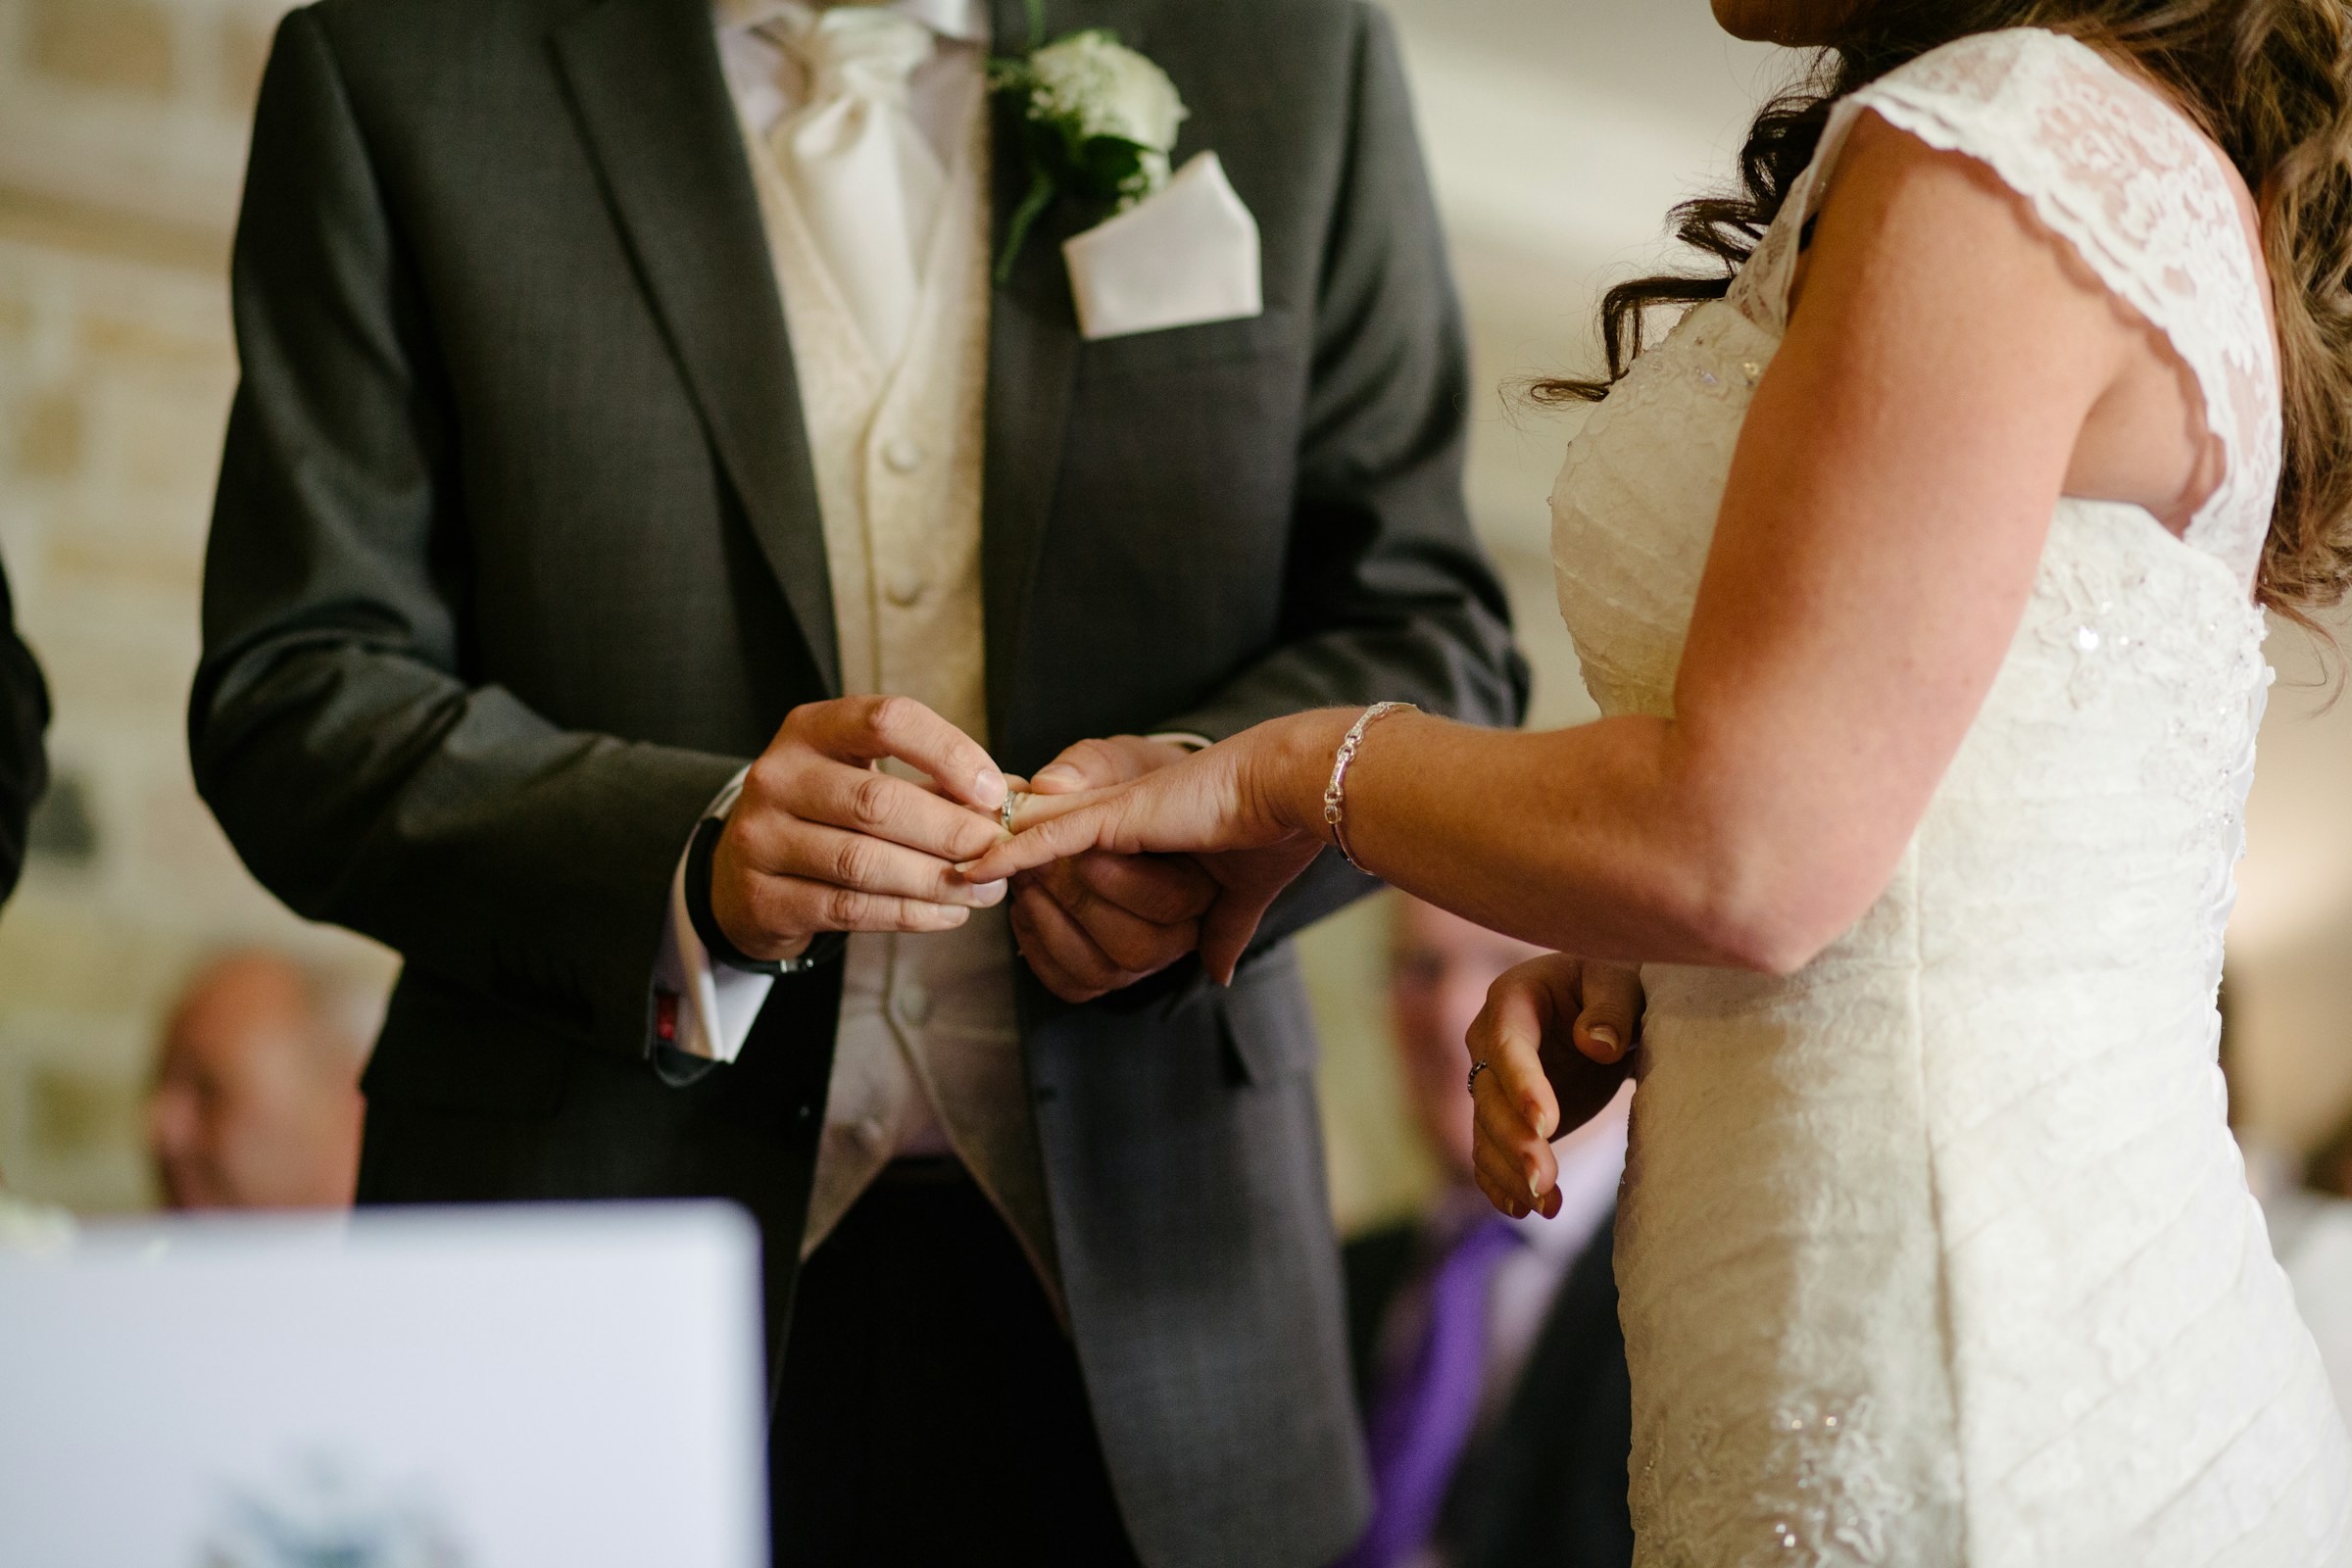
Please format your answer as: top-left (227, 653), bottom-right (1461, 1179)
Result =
top-left (1010, 882), bottom-right (1138, 1003)
top-left (777, 759), bottom-right (1005, 864)
top-left (1057, 852), bottom-right (1216, 926)
top-left (757, 820), bottom-right (1007, 908)
top-left (1025, 865), bottom-right (1199, 974)
top-left (742, 874), bottom-right (975, 945)
top-left (1029, 736), bottom-right (1154, 794)
top-left (796, 695), bottom-right (1006, 811)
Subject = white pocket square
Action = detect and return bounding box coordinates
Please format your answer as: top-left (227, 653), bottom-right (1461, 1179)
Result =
top-left (1062, 152), bottom-right (1263, 342)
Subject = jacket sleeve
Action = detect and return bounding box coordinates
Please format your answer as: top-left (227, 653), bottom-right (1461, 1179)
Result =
top-left (1158, 3), bottom-right (1530, 949)
top-left (188, 9), bottom-right (741, 1064)
top-left (0, 555), bottom-right (50, 906)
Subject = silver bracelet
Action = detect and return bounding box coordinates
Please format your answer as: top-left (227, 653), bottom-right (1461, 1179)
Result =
top-left (1321, 702), bottom-right (1417, 872)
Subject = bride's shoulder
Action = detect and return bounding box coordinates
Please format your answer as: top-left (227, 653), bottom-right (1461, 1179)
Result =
top-left (1866, 25), bottom-right (2093, 96)
top-left (1846, 27), bottom-right (2214, 168)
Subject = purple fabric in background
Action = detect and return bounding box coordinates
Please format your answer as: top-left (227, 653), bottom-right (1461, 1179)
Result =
top-left (1339, 1216), bottom-right (1525, 1568)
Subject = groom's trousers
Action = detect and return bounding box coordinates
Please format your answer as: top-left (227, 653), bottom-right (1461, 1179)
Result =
top-left (770, 1159), bottom-right (1140, 1567)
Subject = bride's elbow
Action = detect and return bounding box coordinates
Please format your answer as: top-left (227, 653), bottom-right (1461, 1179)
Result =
top-left (1692, 907), bottom-right (1838, 978)
top-left (1669, 841), bottom-right (1883, 978)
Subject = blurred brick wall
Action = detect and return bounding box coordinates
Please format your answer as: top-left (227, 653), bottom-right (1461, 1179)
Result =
top-left (0, 0), bottom-right (394, 1211)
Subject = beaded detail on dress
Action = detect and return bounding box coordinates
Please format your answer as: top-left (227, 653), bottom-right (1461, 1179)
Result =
top-left (1551, 29), bottom-right (2350, 1568)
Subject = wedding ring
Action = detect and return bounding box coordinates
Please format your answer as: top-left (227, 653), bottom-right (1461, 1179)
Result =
top-left (999, 791), bottom-right (1029, 835)
top-left (1467, 1059), bottom-right (1492, 1096)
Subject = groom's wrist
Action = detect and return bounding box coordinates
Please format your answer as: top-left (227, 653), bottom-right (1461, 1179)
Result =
top-left (688, 816), bottom-right (839, 976)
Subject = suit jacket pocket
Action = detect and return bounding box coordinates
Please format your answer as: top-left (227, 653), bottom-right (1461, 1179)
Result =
top-left (361, 970), bottom-right (573, 1117)
top-left (1077, 308), bottom-right (1299, 380)
top-left (1216, 944), bottom-right (1321, 1087)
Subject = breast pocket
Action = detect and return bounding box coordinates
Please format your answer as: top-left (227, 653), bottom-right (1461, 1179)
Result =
top-left (1058, 307), bottom-right (1306, 605)
top-left (1076, 308), bottom-right (1300, 379)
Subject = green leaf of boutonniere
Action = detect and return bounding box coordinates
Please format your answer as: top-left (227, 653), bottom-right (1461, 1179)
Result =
top-left (989, 10), bottom-right (1190, 283)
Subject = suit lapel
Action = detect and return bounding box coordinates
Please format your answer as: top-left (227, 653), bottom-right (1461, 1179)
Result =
top-left (980, 0), bottom-right (1083, 753)
top-left (553, 0), bottom-right (840, 694)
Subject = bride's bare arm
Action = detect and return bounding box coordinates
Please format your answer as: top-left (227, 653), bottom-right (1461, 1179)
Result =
top-left (970, 114), bottom-right (2219, 978)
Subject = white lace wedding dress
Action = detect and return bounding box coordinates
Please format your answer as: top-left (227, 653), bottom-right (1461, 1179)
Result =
top-left (1549, 29), bottom-right (2352, 1566)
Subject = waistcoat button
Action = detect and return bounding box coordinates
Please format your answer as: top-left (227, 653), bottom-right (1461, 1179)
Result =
top-left (893, 983), bottom-right (932, 1029)
top-left (882, 436), bottom-right (925, 474)
top-left (883, 563), bottom-right (926, 607)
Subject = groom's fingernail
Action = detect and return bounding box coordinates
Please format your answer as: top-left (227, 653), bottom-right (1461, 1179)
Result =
top-left (1588, 1024), bottom-right (1621, 1054)
top-left (974, 768), bottom-right (1006, 806)
top-left (1034, 764), bottom-right (1081, 790)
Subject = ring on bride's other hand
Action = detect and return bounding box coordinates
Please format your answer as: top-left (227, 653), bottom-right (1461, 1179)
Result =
top-left (1467, 1059), bottom-right (1492, 1096)
top-left (1000, 791), bottom-right (1030, 835)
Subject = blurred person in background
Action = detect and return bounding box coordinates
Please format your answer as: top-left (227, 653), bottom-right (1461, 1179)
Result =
top-left (2259, 1097), bottom-right (2352, 1437)
top-left (2220, 985), bottom-right (2352, 1434)
top-left (1340, 897), bottom-right (1634, 1568)
top-left (0, 550), bottom-right (49, 908)
top-left (0, 550), bottom-right (60, 1249)
top-left (2306, 1110), bottom-right (2352, 1204)
top-left (148, 953), bottom-right (377, 1211)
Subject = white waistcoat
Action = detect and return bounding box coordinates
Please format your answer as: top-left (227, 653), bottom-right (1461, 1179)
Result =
top-left (742, 89), bottom-right (1057, 1293)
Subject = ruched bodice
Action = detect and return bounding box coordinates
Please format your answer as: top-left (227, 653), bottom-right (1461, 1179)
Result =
top-left (1549, 30), bottom-right (2350, 1567)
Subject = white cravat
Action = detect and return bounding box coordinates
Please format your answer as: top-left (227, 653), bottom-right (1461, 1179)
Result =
top-left (763, 7), bottom-right (944, 369)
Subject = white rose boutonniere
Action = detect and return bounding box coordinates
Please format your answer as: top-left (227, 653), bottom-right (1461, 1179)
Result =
top-left (989, 2), bottom-right (1190, 281)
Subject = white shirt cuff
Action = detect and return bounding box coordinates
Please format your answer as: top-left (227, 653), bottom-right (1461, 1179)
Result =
top-left (654, 767), bottom-right (771, 1064)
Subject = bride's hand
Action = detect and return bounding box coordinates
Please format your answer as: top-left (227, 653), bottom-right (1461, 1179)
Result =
top-left (1466, 955), bottom-right (1642, 1219)
top-left (961, 711), bottom-right (1353, 983)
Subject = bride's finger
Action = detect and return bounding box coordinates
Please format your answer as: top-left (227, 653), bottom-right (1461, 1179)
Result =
top-left (1471, 1122), bottom-right (1538, 1219)
top-left (1001, 785), bottom-right (1107, 833)
top-left (1469, 974), bottom-right (1565, 1143)
top-left (1199, 888), bottom-right (1280, 986)
top-left (1471, 1085), bottom-right (1559, 1219)
top-left (962, 797), bottom-right (1121, 879)
top-left (1471, 1045), bottom-right (1560, 1208)
top-left (1574, 961), bottom-right (1642, 1063)
top-left (1470, 1150), bottom-right (1526, 1220)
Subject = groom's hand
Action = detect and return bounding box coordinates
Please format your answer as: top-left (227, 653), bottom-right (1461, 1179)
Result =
top-left (710, 696), bottom-right (1009, 963)
top-left (1011, 735), bottom-right (1218, 1004)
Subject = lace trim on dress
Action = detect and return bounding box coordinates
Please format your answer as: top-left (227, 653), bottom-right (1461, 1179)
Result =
top-left (1731, 28), bottom-right (2280, 590)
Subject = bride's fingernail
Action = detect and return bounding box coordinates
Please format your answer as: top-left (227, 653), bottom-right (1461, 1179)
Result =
top-left (1034, 764), bottom-right (1081, 790)
top-left (974, 768), bottom-right (1006, 806)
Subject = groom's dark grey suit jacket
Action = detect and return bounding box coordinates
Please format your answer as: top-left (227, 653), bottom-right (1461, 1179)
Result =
top-left (191, 0), bottom-right (1525, 1562)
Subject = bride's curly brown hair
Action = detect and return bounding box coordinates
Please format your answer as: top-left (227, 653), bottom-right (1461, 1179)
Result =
top-left (1541, 0), bottom-right (2352, 622)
